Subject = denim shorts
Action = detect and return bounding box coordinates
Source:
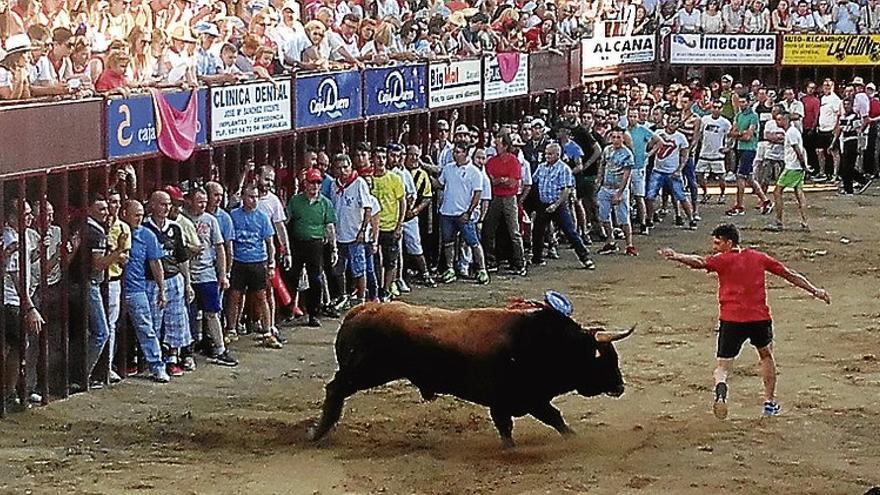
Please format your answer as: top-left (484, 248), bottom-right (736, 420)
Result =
top-left (338, 241), bottom-right (367, 278)
top-left (440, 214), bottom-right (480, 247)
top-left (630, 168), bottom-right (647, 197)
top-left (646, 171), bottom-right (688, 202)
top-left (737, 149), bottom-right (756, 177)
top-left (597, 186), bottom-right (631, 225)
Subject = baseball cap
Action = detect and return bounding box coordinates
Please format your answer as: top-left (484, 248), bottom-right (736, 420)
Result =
top-left (867, 82), bottom-right (876, 90)
top-left (852, 76), bottom-right (865, 86)
top-left (721, 74), bottom-right (733, 83)
top-left (163, 185), bottom-right (184, 202)
top-left (436, 119), bottom-right (450, 131)
top-left (455, 124), bottom-right (470, 135)
top-left (305, 168), bottom-right (323, 183)
top-left (510, 133), bottom-right (525, 147)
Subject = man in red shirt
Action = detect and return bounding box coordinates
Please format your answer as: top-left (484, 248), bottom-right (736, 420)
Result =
top-left (482, 132), bottom-right (526, 275)
top-left (800, 81), bottom-right (821, 175)
top-left (659, 224), bottom-right (830, 420)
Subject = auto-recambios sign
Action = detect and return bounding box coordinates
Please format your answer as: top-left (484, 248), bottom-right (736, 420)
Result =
top-left (670, 34), bottom-right (776, 65)
top-left (581, 35), bottom-right (655, 71)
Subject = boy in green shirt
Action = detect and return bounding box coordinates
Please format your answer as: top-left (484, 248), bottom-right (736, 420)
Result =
top-left (727, 96), bottom-right (773, 216)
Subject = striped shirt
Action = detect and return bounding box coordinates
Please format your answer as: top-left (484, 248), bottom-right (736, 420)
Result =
top-left (533, 159), bottom-right (575, 204)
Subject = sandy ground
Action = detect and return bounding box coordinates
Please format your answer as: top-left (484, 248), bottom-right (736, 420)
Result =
top-left (1, 185), bottom-right (879, 495)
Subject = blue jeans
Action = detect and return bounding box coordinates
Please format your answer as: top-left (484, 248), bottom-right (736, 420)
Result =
top-left (683, 157), bottom-right (698, 205)
top-left (365, 245), bottom-right (378, 300)
top-left (86, 282), bottom-right (111, 378)
top-left (531, 203), bottom-right (590, 263)
top-left (125, 291), bottom-right (165, 374)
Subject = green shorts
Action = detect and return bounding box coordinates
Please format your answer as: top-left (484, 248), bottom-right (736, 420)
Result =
top-left (776, 169), bottom-right (805, 190)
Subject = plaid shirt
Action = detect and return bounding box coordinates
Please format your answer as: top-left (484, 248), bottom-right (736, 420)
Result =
top-left (533, 159), bottom-right (575, 204)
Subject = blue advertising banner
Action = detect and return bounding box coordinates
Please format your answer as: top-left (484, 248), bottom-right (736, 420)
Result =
top-left (107, 89), bottom-right (207, 159)
top-left (362, 64), bottom-right (427, 117)
top-left (295, 70), bottom-right (362, 129)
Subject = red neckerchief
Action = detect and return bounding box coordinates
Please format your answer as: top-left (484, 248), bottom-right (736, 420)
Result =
top-left (336, 171), bottom-right (359, 195)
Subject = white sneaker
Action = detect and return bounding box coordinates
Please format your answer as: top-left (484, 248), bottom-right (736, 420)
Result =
top-left (396, 279), bottom-right (411, 293)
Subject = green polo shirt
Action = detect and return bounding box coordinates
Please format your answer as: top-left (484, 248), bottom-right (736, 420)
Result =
top-left (735, 108), bottom-right (759, 151)
top-left (286, 193), bottom-right (335, 241)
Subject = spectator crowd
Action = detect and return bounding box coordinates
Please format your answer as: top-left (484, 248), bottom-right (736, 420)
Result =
top-left (3, 68), bottom-right (876, 402)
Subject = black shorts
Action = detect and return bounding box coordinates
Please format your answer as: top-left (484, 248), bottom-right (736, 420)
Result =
top-left (377, 231), bottom-right (400, 270)
top-left (230, 261), bottom-right (268, 292)
top-left (576, 174), bottom-right (596, 201)
top-left (815, 130), bottom-right (835, 150)
top-left (717, 320), bottom-right (773, 359)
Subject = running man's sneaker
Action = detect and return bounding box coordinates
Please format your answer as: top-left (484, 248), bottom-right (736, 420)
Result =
top-left (476, 270), bottom-right (490, 285)
top-left (207, 351), bottom-right (239, 367)
top-left (612, 228), bottom-right (625, 240)
top-left (440, 268), bottom-right (456, 284)
top-left (638, 223), bottom-right (650, 236)
top-left (760, 200), bottom-right (774, 215)
top-left (625, 246), bottom-right (639, 256)
top-left (857, 178), bottom-right (874, 194)
top-left (151, 369), bottom-right (171, 383)
top-left (814, 173), bottom-right (828, 182)
top-left (307, 316), bottom-right (322, 327)
top-left (182, 356), bottom-right (196, 372)
top-left (388, 283), bottom-right (401, 298)
top-left (109, 370), bottom-right (122, 383)
top-left (725, 206), bottom-right (745, 216)
top-left (693, 213), bottom-right (701, 222)
top-left (713, 382), bottom-right (729, 420)
top-left (598, 242), bottom-right (619, 255)
top-left (763, 400), bottom-right (781, 417)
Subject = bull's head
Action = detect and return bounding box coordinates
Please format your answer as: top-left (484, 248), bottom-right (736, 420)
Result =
top-left (578, 325), bottom-right (636, 398)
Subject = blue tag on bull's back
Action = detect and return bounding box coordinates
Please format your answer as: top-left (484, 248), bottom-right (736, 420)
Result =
top-left (544, 290), bottom-right (572, 317)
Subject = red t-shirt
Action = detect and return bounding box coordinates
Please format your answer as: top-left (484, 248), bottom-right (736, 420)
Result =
top-left (485, 152), bottom-right (522, 197)
top-left (802, 94), bottom-right (820, 130)
top-left (95, 69), bottom-right (126, 93)
top-left (705, 249), bottom-right (787, 323)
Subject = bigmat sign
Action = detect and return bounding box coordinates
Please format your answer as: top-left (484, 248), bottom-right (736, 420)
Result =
top-left (783, 34), bottom-right (880, 65)
top-left (428, 59), bottom-right (482, 108)
top-left (670, 34), bottom-right (776, 65)
top-left (582, 35), bottom-right (655, 71)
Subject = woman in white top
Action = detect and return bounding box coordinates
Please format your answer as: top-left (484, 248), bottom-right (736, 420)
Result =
top-left (770, 0), bottom-right (793, 32)
top-left (61, 35), bottom-right (98, 91)
top-left (675, 0), bottom-right (702, 33)
top-left (701, 0), bottom-right (724, 33)
top-left (743, 0), bottom-right (770, 32)
top-left (813, 0), bottom-right (833, 32)
top-left (361, 21), bottom-right (394, 64)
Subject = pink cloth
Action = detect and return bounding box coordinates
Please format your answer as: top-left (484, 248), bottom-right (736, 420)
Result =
top-left (151, 89), bottom-right (199, 162)
top-left (496, 52), bottom-right (521, 84)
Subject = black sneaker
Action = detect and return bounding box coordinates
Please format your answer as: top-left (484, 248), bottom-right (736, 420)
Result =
top-left (638, 224), bottom-right (650, 236)
top-left (207, 351), bottom-right (239, 367)
top-left (713, 382), bottom-right (729, 420)
top-left (307, 316), bottom-right (322, 327)
top-left (688, 220), bottom-right (698, 230)
top-left (675, 216), bottom-right (684, 227)
top-left (597, 242), bottom-right (619, 255)
top-left (579, 256), bottom-right (596, 270)
top-left (858, 178), bottom-right (874, 194)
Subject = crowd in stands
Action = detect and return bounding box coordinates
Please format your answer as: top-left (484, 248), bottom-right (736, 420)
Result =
top-left (3, 70), bottom-right (876, 401)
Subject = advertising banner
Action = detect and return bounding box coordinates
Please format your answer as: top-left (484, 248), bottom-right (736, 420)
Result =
top-left (428, 59), bottom-right (483, 108)
top-left (581, 35), bottom-right (655, 72)
top-left (107, 89), bottom-right (207, 159)
top-left (210, 79), bottom-right (292, 142)
top-left (484, 53), bottom-right (529, 100)
top-left (529, 50), bottom-right (569, 92)
top-left (670, 34), bottom-right (776, 65)
top-left (782, 34), bottom-right (880, 65)
top-left (295, 70), bottom-right (362, 129)
top-left (363, 64), bottom-right (428, 117)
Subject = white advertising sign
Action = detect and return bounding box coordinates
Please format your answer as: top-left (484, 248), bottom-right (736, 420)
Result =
top-left (483, 53), bottom-right (529, 101)
top-left (670, 34), bottom-right (776, 65)
top-left (428, 59), bottom-right (483, 108)
top-left (582, 35), bottom-right (656, 71)
top-left (210, 79), bottom-right (292, 142)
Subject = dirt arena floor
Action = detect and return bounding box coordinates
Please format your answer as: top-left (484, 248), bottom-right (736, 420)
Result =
top-left (1, 186), bottom-right (878, 495)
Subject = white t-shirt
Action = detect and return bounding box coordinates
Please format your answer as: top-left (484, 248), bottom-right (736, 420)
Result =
top-left (439, 162), bottom-right (484, 216)
top-left (3, 226), bottom-right (32, 307)
top-left (763, 119), bottom-right (786, 161)
top-left (676, 9), bottom-right (702, 31)
top-left (33, 55), bottom-right (58, 84)
top-left (328, 31), bottom-right (360, 62)
top-left (699, 115), bottom-right (731, 161)
top-left (781, 99), bottom-right (805, 132)
top-left (0, 67), bottom-right (12, 89)
top-left (853, 92), bottom-right (871, 120)
top-left (257, 191), bottom-right (287, 225)
top-left (365, 194), bottom-right (380, 243)
top-left (783, 125), bottom-right (805, 171)
top-left (331, 177), bottom-right (372, 243)
top-left (653, 130), bottom-right (689, 174)
top-left (165, 48), bottom-right (194, 84)
top-left (818, 93), bottom-right (843, 132)
top-left (472, 168), bottom-right (492, 222)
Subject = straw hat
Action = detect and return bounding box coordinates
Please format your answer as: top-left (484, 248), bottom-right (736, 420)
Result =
top-left (1, 33), bottom-right (33, 64)
top-left (169, 24), bottom-right (198, 43)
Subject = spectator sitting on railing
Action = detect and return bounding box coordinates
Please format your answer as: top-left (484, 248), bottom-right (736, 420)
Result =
top-left (95, 47), bottom-right (133, 95)
top-left (0, 33), bottom-right (32, 100)
top-left (194, 21), bottom-right (239, 83)
top-left (164, 24), bottom-right (197, 85)
top-left (832, 0), bottom-right (860, 33)
top-left (743, 0), bottom-right (770, 33)
top-left (700, 0), bottom-right (723, 33)
top-left (721, 0), bottom-right (746, 32)
top-left (328, 13), bottom-right (365, 69)
top-left (791, 0), bottom-right (820, 32)
top-left (674, 0), bottom-right (701, 33)
top-left (771, 0), bottom-right (793, 32)
top-left (860, 0), bottom-right (880, 33)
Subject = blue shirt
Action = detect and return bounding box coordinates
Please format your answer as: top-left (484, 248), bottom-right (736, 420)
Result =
top-left (628, 125), bottom-right (655, 170)
top-left (602, 145), bottom-right (634, 189)
top-left (533, 160), bottom-right (575, 204)
top-left (230, 207), bottom-right (274, 263)
top-left (560, 140), bottom-right (584, 165)
top-left (124, 226), bottom-right (163, 294)
top-left (212, 207), bottom-right (234, 242)
top-left (321, 175), bottom-right (334, 200)
top-left (196, 46), bottom-right (219, 76)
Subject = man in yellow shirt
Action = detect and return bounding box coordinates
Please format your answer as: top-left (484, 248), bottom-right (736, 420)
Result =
top-left (106, 190), bottom-right (131, 382)
top-left (369, 146), bottom-right (406, 302)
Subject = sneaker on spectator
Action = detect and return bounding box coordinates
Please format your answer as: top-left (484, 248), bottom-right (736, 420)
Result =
top-left (547, 246), bottom-right (560, 259)
top-left (207, 351), bottom-right (239, 367)
top-left (89, 380), bottom-right (104, 389)
top-left (760, 200), bottom-right (774, 215)
top-left (263, 335), bottom-right (284, 349)
top-left (693, 213), bottom-right (701, 222)
top-left (152, 369), bottom-right (171, 383)
top-left (396, 279), bottom-right (411, 293)
top-left (625, 246), bottom-right (639, 256)
top-left (688, 220), bottom-right (698, 230)
top-left (440, 268), bottom-right (456, 284)
top-left (389, 283), bottom-right (401, 298)
top-left (28, 392), bottom-right (43, 404)
top-left (182, 356), bottom-right (196, 372)
top-left (814, 173), bottom-right (828, 182)
top-left (674, 216), bottom-right (684, 226)
top-left (167, 363), bottom-right (184, 377)
top-left (725, 206), bottom-right (745, 216)
top-left (109, 370), bottom-right (122, 383)
top-left (612, 228), bottom-right (624, 240)
top-left (476, 270), bottom-right (490, 285)
top-left (598, 242), bottom-right (618, 255)
top-left (578, 256), bottom-right (596, 270)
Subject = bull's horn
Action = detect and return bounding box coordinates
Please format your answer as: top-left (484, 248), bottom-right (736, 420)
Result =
top-left (595, 325), bottom-right (636, 343)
